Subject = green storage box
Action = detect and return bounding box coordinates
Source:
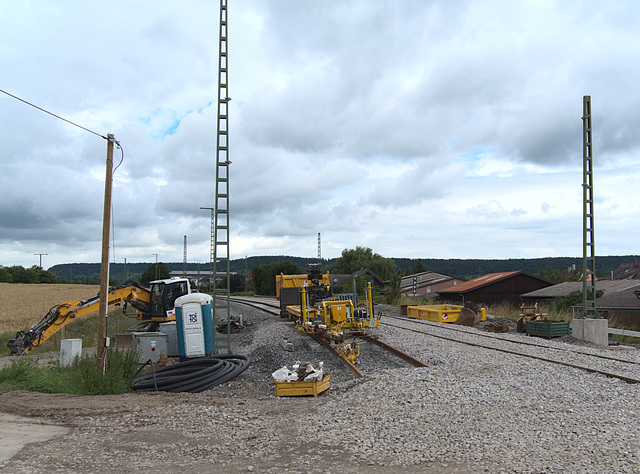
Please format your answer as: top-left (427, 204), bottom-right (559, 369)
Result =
top-left (526, 320), bottom-right (570, 339)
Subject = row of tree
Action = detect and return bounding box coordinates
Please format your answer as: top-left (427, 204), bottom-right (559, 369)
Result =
top-left (0, 265), bottom-right (61, 284)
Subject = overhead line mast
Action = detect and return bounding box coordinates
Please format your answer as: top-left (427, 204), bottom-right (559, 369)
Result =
top-left (581, 95), bottom-right (599, 319)
top-left (212, 0), bottom-right (232, 354)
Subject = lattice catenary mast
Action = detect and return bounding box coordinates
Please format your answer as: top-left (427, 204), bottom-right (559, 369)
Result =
top-left (212, 0), bottom-right (232, 353)
top-left (581, 95), bottom-right (599, 318)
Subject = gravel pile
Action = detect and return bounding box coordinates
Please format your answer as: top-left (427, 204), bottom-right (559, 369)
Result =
top-left (1, 302), bottom-right (640, 473)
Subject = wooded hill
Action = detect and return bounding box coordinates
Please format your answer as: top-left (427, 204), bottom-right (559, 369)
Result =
top-left (47, 255), bottom-right (640, 285)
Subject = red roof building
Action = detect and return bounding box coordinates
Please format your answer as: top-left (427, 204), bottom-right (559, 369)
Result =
top-left (436, 271), bottom-right (554, 306)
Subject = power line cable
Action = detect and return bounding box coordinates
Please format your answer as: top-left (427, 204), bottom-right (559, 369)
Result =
top-left (0, 88), bottom-right (108, 139)
top-left (113, 140), bottom-right (124, 174)
top-left (2, 88), bottom-right (129, 282)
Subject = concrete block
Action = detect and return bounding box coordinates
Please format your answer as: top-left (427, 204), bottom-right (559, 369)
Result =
top-left (60, 339), bottom-right (82, 368)
top-left (572, 318), bottom-right (584, 340)
top-left (280, 338), bottom-right (294, 352)
top-left (572, 318), bottom-right (608, 347)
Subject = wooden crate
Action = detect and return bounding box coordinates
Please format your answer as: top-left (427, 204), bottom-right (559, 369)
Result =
top-left (274, 372), bottom-right (330, 397)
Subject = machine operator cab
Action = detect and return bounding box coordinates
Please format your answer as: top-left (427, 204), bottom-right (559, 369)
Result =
top-left (147, 277), bottom-right (191, 321)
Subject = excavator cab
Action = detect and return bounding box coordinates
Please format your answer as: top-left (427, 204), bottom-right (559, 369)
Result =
top-left (147, 278), bottom-right (191, 321)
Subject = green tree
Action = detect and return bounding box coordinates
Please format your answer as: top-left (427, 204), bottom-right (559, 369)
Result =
top-left (217, 274), bottom-right (247, 293)
top-left (0, 266), bottom-right (12, 282)
top-left (252, 261), bottom-right (301, 296)
top-left (328, 246), bottom-right (396, 280)
top-left (38, 269), bottom-right (61, 283)
top-left (538, 266), bottom-right (562, 282)
top-left (140, 263), bottom-right (170, 286)
top-left (550, 289), bottom-right (604, 313)
top-left (6, 265), bottom-right (39, 283)
top-left (413, 259), bottom-right (427, 275)
top-left (338, 274), bottom-right (374, 298)
top-left (386, 269), bottom-right (402, 305)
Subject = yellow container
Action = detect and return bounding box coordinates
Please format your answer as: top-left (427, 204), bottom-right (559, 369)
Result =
top-left (407, 305), bottom-right (486, 323)
top-left (274, 372), bottom-right (331, 397)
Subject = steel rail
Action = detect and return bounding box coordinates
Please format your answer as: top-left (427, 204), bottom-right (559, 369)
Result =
top-left (308, 333), bottom-right (364, 378)
top-left (226, 297), bottom-right (427, 378)
top-left (228, 296), bottom-right (281, 310)
top-left (226, 297), bottom-right (280, 315)
top-left (386, 314), bottom-right (640, 367)
top-left (228, 296), bottom-right (364, 377)
top-left (359, 335), bottom-right (427, 368)
top-left (384, 320), bottom-right (640, 385)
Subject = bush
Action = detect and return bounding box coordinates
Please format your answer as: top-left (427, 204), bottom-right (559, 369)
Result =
top-left (79, 348), bottom-right (140, 395)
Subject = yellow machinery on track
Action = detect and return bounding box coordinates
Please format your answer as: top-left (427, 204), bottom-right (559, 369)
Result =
top-left (284, 265), bottom-right (380, 341)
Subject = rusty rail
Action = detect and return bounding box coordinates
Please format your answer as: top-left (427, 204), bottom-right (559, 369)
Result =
top-left (309, 333), bottom-right (364, 378)
top-left (360, 335), bottom-right (427, 368)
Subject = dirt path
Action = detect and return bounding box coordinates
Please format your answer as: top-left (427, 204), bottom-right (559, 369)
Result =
top-left (0, 411), bottom-right (69, 463)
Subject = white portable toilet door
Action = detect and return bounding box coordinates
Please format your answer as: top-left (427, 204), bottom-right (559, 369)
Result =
top-left (182, 301), bottom-right (205, 357)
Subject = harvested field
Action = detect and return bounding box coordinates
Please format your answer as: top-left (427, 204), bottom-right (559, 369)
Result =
top-left (0, 283), bottom-right (100, 334)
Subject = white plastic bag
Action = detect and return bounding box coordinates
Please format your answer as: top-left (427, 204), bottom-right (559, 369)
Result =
top-left (304, 367), bottom-right (324, 381)
top-left (272, 366), bottom-right (291, 383)
top-left (285, 372), bottom-right (299, 382)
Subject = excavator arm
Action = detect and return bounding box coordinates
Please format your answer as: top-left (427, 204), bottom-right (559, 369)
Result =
top-left (7, 282), bottom-right (151, 356)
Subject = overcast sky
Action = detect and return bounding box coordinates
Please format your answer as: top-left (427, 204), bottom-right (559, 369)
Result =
top-left (1, 0), bottom-right (639, 269)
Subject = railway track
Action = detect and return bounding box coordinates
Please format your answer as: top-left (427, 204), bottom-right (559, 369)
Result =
top-left (227, 296), bottom-right (427, 378)
top-left (385, 314), bottom-right (640, 384)
top-left (226, 296), bottom-right (281, 315)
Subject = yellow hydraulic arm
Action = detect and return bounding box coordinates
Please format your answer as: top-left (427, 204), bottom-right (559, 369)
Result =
top-left (7, 284), bottom-right (151, 355)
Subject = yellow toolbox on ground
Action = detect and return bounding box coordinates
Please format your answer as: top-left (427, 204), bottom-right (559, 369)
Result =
top-left (407, 304), bottom-right (486, 323)
top-left (274, 372), bottom-right (330, 398)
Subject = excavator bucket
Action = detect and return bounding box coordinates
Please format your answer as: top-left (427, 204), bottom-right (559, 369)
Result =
top-left (453, 302), bottom-right (482, 327)
top-left (6, 332), bottom-right (26, 356)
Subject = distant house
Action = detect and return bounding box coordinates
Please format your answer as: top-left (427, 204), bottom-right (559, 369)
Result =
top-left (521, 280), bottom-right (638, 304)
top-left (613, 260), bottom-right (640, 280)
top-left (400, 271), bottom-right (464, 299)
top-left (436, 271), bottom-right (554, 306)
top-left (587, 282), bottom-right (640, 330)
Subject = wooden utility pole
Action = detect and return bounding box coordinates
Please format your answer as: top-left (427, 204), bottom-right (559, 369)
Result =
top-left (34, 253), bottom-right (47, 269)
top-left (98, 134), bottom-right (115, 362)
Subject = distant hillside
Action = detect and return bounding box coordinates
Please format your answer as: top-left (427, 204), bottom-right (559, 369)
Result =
top-left (48, 256), bottom-right (333, 285)
top-left (49, 255), bottom-right (640, 284)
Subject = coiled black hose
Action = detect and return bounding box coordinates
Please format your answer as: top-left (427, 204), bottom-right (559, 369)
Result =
top-left (131, 355), bottom-right (250, 393)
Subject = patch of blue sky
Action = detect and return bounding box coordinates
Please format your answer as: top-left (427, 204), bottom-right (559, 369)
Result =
top-left (139, 108), bottom-right (179, 140)
top-left (139, 108), bottom-right (186, 139)
top-left (455, 146), bottom-right (498, 164)
top-left (139, 101), bottom-right (215, 139)
top-left (164, 117), bottom-right (181, 137)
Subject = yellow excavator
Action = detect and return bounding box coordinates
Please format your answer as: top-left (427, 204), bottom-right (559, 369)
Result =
top-left (7, 278), bottom-right (191, 355)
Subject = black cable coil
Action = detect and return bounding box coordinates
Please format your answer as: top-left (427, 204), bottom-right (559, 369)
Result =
top-left (131, 355), bottom-right (250, 393)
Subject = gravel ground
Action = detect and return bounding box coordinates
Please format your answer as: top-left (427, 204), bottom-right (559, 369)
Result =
top-left (0, 303), bottom-right (639, 473)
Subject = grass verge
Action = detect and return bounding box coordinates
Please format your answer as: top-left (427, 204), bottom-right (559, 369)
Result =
top-left (0, 347), bottom-right (140, 395)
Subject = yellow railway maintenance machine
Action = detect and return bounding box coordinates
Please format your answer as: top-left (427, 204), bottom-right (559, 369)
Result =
top-left (286, 281), bottom-right (380, 340)
top-left (276, 268), bottom-right (331, 316)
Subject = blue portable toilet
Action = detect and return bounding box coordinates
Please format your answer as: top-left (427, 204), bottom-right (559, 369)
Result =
top-left (175, 293), bottom-right (214, 358)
